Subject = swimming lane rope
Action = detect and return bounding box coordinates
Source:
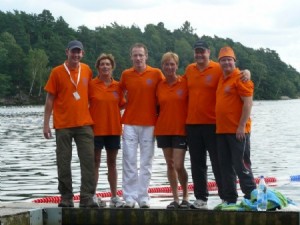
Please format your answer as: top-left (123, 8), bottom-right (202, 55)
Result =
top-left (32, 175), bottom-right (299, 203)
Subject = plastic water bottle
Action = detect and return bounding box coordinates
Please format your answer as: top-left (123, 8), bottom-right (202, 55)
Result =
top-left (257, 175), bottom-right (268, 211)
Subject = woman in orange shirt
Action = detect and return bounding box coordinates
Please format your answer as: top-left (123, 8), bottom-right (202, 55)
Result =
top-left (89, 53), bottom-right (126, 208)
top-left (154, 52), bottom-right (190, 209)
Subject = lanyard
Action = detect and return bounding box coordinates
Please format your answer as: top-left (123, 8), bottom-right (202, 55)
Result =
top-left (64, 63), bottom-right (81, 89)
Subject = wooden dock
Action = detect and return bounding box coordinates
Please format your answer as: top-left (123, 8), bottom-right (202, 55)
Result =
top-left (0, 202), bottom-right (299, 225)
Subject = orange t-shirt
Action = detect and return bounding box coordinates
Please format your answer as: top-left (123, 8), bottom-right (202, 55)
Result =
top-left (184, 61), bottom-right (222, 124)
top-left (44, 62), bottom-right (94, 129)
top-left (216, 68), bottom-right (254, 134)
top-left (119, 65), bottom-right (164, 126)
top-left (154, 76), bottom-right (188, 135)
top-left (89, 78), bottom-right (125, 135)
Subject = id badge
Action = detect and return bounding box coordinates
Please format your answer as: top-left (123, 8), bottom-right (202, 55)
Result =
top-left (73, 91), bottom-right (80, 100)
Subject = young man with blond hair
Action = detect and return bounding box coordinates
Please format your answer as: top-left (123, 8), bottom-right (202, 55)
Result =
top-left (119, 43), bottom-right (164, 208)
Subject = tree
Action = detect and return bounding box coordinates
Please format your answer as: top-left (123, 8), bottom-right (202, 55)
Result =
top-left (144, 24), bottom-right (167, 67)
top-left (1, 10), bottom-right (300, 101)
top-left (0, 73), bottom-right (11, 97)
top-left (180, 21), bottom-right (196, 34)
top-left (0, 32), bottom-right (25, 97)
top-left (26, 48), bottom-right (49, 96)
top-left (174, 38), bottom-right (193, 73)
top-left (36, 10), bottom-right (55, 41)
top-left (0, 39), bottom-right (10, 97)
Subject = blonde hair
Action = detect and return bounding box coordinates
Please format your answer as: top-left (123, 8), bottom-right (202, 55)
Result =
top-left (95, 53), bottom-right (116, 70)
top-left (161, 52), bottom-right (179, 66)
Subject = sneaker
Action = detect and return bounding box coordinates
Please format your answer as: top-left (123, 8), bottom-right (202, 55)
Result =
top-left (58, 198), bottom-right (74, 207)
top-left (166, 201), bottom-right (179, 209)
top-left (179, 200), bottom-right (192, 209)
top-left (190, 199), bottom-right (208, 209)
top-left (93, 195), bottom-right (107, 208)
top-left (123, 200), bottom-right (135, 208)
top-left (79, 197), bottom-right (99, 208)
top-left (139, 201), bottom-right (150, 209)
top-left (110, 196), bottom-right (124, 208)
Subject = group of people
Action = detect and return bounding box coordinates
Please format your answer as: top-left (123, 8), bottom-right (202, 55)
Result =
top-left (43, 39), bottom-right (257, 209)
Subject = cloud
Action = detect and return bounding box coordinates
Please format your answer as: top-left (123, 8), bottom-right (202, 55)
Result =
top-left (54, 0), bottom-right (164, 11)
top-left (0, 0), bottom-right (299, 71)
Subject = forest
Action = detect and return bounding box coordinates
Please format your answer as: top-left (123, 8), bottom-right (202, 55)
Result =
top-left (0, 9), bottom-right (300, 105)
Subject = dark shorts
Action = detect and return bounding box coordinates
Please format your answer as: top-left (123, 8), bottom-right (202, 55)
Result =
top-left (94, 135), bottom-right (121, 150)
top-left (156, 135), bottom-right (187, 150)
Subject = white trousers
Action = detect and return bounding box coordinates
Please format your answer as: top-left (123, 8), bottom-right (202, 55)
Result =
top-left (122, 125), bottom-right (155, 203)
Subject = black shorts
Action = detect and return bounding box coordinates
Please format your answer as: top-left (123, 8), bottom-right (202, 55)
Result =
top-left (156, 135), bottom-right (187, 150)
top-left (94, 135), bottom-right (121, 150)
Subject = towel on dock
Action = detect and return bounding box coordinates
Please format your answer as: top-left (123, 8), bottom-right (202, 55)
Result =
top-left (214, 188), bottom-right (298, 211)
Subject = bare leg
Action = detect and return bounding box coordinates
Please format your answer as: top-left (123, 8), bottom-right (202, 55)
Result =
top-left (106, 149), bottom-right (119, 197)
top-left (162, 148), bottom-right (179, 203)
top-left (173, 149), bottom-right (188, 201)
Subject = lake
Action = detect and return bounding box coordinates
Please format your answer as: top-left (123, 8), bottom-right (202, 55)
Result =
top-left (0, 100), bottom-right (300, 208)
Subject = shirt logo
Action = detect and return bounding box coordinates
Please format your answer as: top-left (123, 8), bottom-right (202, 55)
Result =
top-left (113, 91), bottom-right (119, 99)
top-left (205, 74), bottom-right (212, 84)
top-left (224, 85), bottom-right (231, 94)
top-left (176, 89), bottom-right (183, 97)
top-left (146, 78), bottom-right (153, 86)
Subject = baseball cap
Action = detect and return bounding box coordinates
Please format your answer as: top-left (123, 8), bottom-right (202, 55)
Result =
top-left (67, 40), bottom-right (84, 50)
top-left (218, 46), bottom-right (236, 61)
top-left (193, 40), bottom-right (209, 50)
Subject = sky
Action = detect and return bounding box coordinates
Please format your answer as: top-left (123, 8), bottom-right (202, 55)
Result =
top-left (1, 0), bottom-right (300, 72)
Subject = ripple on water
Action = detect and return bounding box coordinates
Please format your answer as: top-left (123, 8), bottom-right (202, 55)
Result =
top-left (1, 102), bottom-right (300, 205)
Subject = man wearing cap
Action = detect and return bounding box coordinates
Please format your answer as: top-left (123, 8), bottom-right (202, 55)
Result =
top-left (184, 40), bottom-right (250, 209)
top-left (216, 46), bottom-right (256, 205)
top-left (43, 40), bottom-right (98, 208)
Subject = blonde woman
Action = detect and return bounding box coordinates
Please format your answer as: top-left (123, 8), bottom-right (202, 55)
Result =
top-left (154, 52), bottom-right (190, 209)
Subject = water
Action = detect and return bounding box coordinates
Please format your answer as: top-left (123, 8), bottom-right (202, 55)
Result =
top-left (0, 100), bottom-right (300, 208)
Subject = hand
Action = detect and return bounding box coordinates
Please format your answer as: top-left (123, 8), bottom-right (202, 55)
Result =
top-left (43, 125), bottom-right (53, 139)
top-left (236, 126), bottom-right (246, 141)
top-left (240, 69), bottom-right (251, 82)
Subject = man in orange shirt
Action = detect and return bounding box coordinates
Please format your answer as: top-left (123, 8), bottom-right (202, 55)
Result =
top-left (43, 40), bottom-right (98, 208)
top-left (216, 46), bottom-right (256, 204)
top-left (184, 40), bottom-right (250, 209)
top-left (119, 43), bottom-right (164, 208)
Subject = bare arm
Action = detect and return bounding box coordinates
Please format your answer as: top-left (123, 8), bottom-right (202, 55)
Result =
top-left (43, 93), bottom-right (55, 139)
top-left (236, 96), bottom-right (253, 141)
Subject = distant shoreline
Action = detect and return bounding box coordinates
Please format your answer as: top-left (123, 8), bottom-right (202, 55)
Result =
top-left (1, 96), bottom-right (299, 107)
top-left (0, 95), bottom-right (45, 106)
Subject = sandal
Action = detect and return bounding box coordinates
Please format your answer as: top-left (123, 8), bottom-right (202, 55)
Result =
top-left (166, 201), bottom-right (180, 209)
top-left (180, 200), bottom-right (192, 209)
